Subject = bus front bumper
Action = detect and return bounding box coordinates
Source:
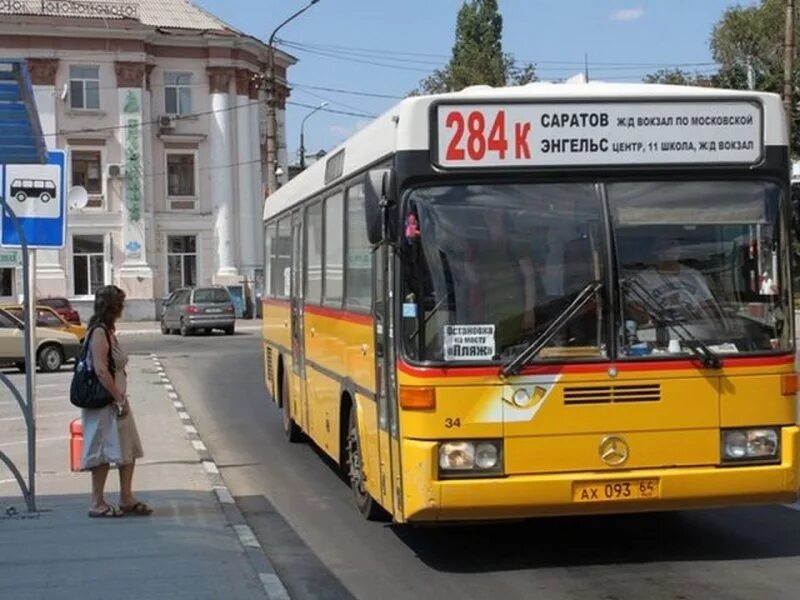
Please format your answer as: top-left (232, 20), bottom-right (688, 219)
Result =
top-left (402, 426), bottom-right (800, 522)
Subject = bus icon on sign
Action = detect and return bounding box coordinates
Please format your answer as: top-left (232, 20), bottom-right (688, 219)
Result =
top-left (10, 179), bottom-right (57, 203)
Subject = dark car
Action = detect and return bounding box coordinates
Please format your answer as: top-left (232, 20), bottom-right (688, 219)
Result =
top-left (39, 297), bottom-right (81, 325)
top-left (161, 286), bottom-right (235, 336)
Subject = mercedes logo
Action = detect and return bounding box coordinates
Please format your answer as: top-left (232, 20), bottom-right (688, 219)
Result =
top-left (599, 435), bottom-right (629, 466)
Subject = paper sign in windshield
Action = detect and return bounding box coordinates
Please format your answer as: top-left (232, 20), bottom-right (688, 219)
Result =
top-left (443, 325), bottom-right (496, 361)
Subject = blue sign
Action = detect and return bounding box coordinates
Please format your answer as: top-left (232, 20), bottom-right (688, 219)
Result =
top-left (0, 149), bottom-right (67, 249)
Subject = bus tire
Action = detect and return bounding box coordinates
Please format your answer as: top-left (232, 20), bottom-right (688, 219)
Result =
top-left (345, 407), bottom-right (384, 521)
top-left (281, 369), bottom-right (302, 443)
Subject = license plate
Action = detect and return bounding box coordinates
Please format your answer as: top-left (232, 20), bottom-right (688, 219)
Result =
top-left (206, 308), bottom-right (222, 313)
top-left (573, 479), bottom-right (660, 503)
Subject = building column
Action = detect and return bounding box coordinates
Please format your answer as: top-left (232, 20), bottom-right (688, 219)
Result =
top-left (236, 69), bottom-right (257, 276)
top-left (114, 62), bottom-right (154, 316)
top-left (207, 67), bottom-right (238, 283)
top-left (27, 58), bottom-right (67, 297)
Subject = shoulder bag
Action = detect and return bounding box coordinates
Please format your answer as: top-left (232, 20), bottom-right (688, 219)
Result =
top-left (69, 325), bottom-right (117, 410)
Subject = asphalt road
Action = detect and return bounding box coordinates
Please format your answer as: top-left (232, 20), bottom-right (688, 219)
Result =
top-left (126, 332), bottom-right (800, 600)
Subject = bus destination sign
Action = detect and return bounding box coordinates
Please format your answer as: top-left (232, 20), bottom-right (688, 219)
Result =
top-left (434, 101), bottom-right (763, 168)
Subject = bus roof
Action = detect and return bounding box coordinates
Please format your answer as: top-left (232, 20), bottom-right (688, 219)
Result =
top-left (264, 81), bottom-right (786, 222)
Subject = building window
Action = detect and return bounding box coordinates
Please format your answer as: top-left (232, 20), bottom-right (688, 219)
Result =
top-left (345, 184), bottom-right (372, 310)
top-left (166, 153), bottom-right (196, 207)
top-left (72, 235), bottom-right (105, 296)
top-left (167, 235), bottom-right (197, 293)
top-left (69, 66), bottom-right (100, 110)
top-left (324, 193), bottom-right (344, 306)
top-left (165, 72), bottom-right (192, 116)
top-left (306, 203), bottom-right (323, 304)
top-left (0, 269), bottom-right (13, 297)
top-left (70, 150), bottom-right (103, 208)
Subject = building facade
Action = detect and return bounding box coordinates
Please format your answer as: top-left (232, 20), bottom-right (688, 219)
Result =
top-left (0, 0), bottom-right (295, 319)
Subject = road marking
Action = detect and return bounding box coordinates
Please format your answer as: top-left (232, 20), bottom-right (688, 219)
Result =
top-left (173, 401), bottom-right (184, 410)
top-left (202, 461), bottom-right (218, 474)
top-left (168, 392), bottom-right (178, 400)
top-left (184, 424), bottom-right (197, 434)
top-left (0, 410), bottom-right (75, 422)
top-left (784, 501), bottom-right (800, 511)
top-left (2, 435), bottom-right (68, 447)
top-left (177, 411), bottom-right (190, 420)
top-left (233, 524), bottom-right (261, 548)
top-left (164, 384), bottom-right (174, 391)
top-left (191, 440), bottom-right (207, 452)
top-left (259, 574), bottom-right (291, 600)
top-left (0, 396), bottom-right (66, 407)
top-left (213, 486), bottom-right (235, 504)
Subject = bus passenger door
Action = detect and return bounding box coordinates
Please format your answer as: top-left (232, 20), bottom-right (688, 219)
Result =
top-left (374, 244), bottom-right (397, 516)
top-left (290, 210), bottom-right (308, 432)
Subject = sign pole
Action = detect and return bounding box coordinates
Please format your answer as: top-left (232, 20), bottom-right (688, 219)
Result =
top-left (25, 248), bottom-right (36, 510)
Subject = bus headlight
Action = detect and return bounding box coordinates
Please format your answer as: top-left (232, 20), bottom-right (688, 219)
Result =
top-left (439, 440), bottom-right (503, 477)
top-left (722, 428), bottom-right (779, 463)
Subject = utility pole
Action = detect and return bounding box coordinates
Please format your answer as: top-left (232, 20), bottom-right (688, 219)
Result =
top-left (784, 0), bottom-right (795, 137)
top-left (264, 0), bottom-right (320, 198)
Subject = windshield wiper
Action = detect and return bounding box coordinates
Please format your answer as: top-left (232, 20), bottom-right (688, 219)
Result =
top-left (501, 281), bottom-right (602, 377)
top-left (622, 277), bottom-right (721, 369)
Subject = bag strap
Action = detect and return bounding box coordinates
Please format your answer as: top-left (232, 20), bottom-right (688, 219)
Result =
top-left (84, 324), bottom-right (116, 376)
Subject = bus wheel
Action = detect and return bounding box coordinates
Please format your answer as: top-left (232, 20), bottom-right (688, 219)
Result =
top-left (281, 369), bottom-right (302, 443)
top-left (346, 408), bottom-right (384, 520)
top-left (15, 192), bottom-right (26, 202)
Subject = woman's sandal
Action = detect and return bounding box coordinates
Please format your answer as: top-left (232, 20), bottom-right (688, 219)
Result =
top-left (88, 505), bottom-right (123, 518)
top-left (120, 501), bottom-right (153, 516)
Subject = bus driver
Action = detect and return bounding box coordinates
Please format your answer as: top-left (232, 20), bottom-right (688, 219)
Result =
top-left (627, 236), bottom-right (724, 326)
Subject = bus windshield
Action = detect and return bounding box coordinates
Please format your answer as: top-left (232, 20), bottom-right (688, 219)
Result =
top-left (401, 180), bottom-right (790, 365)
top-left (401, 183), bottom-right (608, 363)
top-left (611, 180), bottom-right (790, 358)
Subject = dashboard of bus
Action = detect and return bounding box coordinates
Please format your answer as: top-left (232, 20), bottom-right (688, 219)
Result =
top-left (400, 179), bottom-right (791, 366)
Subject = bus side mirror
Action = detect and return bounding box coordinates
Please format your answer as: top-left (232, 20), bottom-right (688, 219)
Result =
top-left (365, 168), bottom-right (397, 245)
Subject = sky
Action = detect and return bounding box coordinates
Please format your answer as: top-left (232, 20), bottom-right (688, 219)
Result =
top-left (194, 0), bottom-right (757, 162)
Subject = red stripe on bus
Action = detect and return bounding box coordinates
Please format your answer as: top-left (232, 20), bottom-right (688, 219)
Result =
top-left (304, 304), bottom-right (373, 326)
top-left (397, 354), bottom-right (794, 379)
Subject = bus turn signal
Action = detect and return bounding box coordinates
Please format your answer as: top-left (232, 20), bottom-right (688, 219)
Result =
top-left (399, 386), bottom-right (436, 410)
top-left (781, 374), bottom-right (799, 396)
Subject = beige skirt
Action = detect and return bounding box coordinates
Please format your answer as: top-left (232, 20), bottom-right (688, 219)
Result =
top-left (80, 404), bottom-right (144, 470)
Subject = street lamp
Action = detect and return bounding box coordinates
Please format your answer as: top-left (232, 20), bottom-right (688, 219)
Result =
top-left (300, 101), bottom-right (327, 169)
top-left (266, 0), bottom-right (321, 195)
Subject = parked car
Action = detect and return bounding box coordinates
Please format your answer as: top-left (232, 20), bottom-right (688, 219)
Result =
top-left (0, 308), bottom-right (81, 373)
top-left (161, 287), bottom-right (235, 336)
top-left (39, 297), bottom-right (81, 325)
top-left (0, 305), bottom-right (87, 342)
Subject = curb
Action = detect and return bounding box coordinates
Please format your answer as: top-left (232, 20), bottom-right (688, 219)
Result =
top-left (118, 324), bottom-right (263, 337)
top-left (149, 353), bottom-right (290, 600)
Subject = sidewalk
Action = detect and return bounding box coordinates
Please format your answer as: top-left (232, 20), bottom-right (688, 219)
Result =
top-left (115, 318), bottom-right (263, 336)
top-left (0, 355), bottom-right (275, 600)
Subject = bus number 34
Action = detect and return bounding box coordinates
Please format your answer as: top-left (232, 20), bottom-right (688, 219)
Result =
top-left (444, 110), bottom-right (532, 162)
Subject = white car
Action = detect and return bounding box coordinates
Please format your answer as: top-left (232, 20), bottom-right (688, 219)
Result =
top-left (0, 308), bottom-right (81, 372)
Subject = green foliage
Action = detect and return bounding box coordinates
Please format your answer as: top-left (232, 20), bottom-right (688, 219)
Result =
top-left (414, 0), bottom-right (536, 94)
top-left (644, 1), bottom-right (800, 153)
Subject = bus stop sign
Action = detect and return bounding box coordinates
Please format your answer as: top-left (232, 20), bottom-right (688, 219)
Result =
top-left (0, 149), bottom-right (67, 248)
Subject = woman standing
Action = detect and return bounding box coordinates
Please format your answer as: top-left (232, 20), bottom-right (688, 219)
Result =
top-left (80, 285), bottom-right (151, 517)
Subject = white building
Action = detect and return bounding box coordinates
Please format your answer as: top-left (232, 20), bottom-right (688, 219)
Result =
top-left (0, 0), bottom-right (295, 319)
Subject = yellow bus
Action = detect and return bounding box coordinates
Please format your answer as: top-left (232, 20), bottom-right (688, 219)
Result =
top-left (263, 81), bottom-right (799, 523)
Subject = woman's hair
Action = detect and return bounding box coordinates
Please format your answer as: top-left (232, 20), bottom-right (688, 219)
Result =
top-left (88, 285), bottom-right (126, 330)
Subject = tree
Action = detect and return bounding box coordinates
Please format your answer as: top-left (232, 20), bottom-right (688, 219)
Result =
top-left (642, 1), bottom-right (800, 153)
top-left (414, 0), bottom-right (536, 94)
